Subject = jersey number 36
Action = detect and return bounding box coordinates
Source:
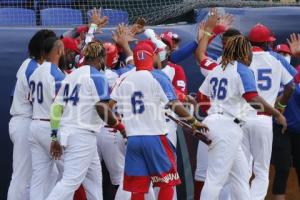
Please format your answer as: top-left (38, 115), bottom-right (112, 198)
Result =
top-left (210, 77), bottom-right (228, 100)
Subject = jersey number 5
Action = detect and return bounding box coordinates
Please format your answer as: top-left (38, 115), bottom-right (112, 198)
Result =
top-left (131, 91), bottom-right (145, 114)
top-left (210, 78), bottom-right (228, 100)
top-left (257, 69), bottom-right (272, 91)
top-left (63, 84), bottom-right (80, 106)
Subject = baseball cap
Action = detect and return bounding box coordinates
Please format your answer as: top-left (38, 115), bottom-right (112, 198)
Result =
top-left (133, 40), bottom-right (156, 71)
top-left (160, 32), bottom-right (174, 49)
top-left (61, 37), bottom-right (80, 53)
top-left (248, 24), bottom-right (276, 43)
top-left (103, 42), bottom-right (119, 68)
top-left (275, 44), bottom-right (292, 55)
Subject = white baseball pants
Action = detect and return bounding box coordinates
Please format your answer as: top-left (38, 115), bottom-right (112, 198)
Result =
top-left (46, 128), bottom-right (102, 200)
top-left (29, 120), bottom-right (62, 200)
top-left (97, 127), bottom-right (126, 186)
top-left (7, 116), bottom-right (32, 200)
top-left (242, 115), bottom-right (273, 200)
top-left (200, 114), bottom-right (250, 200)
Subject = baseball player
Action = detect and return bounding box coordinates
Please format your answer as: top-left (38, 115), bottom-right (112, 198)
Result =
top-left (110, 40), bottom-right (208, 200)
top-left (46, 41), bottom-right (125, 200)
top-left (7, 29), bottom-right (56, 200)
top-left (242, 24), bottom-right (297, 200)
top-left (28, 36), bottom-right (65, 200)
top-left (199, 35), bottom-right (287, 200)
top-left (193, 13), bottom-right (239, 199)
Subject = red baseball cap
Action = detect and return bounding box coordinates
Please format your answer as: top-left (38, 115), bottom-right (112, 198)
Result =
top-left (275, 44), bottom-right (292, 55)
top-left (160, 32), bottom-right (174, 49)
top-left (133, 40), bottom-right (156, 71)
top-left (248, 24), bottom-right (276, 43)
top-left (103, 42), bottom-right (119, 68)
top-left (61, 37), bottom-right (80, 53)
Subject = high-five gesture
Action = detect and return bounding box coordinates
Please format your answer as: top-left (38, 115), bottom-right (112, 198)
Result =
top-left (131, 17), bottom-right (146, 35)
top-left (89, 8), bottom-right (108, 33)
top-left (287, 33), bottom-right (300, 57)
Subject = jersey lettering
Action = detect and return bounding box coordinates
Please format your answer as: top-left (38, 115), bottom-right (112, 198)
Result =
top-left (29, 81), bottom-right (44, 103)
top-left (63, 84), bottom-right (80, 106)
top-left (210, 77), bottom-right (228, 100)
top-left (257, 68), bottom-right (272, 90)
top-left (131, 91), bottom-right (145, 114)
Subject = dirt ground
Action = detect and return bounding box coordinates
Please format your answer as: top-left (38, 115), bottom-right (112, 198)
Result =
top-left (266, 166), bottom-right (300, 200)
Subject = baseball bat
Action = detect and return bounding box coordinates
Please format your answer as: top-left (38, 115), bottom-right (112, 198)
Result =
top-left (165, 113), bottom-right (212, 145)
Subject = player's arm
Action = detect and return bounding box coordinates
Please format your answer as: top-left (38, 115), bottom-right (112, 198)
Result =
top-left (50, 102), bottom-right (64, 160)
top-left (153, 71), bottom-right (209, 132)
top-left (112, 24), bottom-right (135, 65)
top-left (276, 83), bottom-right (295, 112)
top-left (238, 66), bottom-right (287, 132)
top-left (95, 101), bottom-right (125, 137)
top-left (84, 8), bottom-right (108, 47)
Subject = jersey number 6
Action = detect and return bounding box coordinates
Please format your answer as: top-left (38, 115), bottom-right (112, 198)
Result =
top-left (131, 91), bottom-right (145, 114)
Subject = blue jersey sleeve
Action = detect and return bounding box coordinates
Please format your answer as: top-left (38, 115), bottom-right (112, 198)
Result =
top-left (50, 64), bottom-right (65, 94)
top-left (237, 62), bottom-right (257, 93)
top-left (151, 70), bottom-right (177, 101)
top-left (169, 41), bottom-right (198, 63)
top-left (90, 67), bottom-right (110, 101)
top-left (25, 59), bottom-right (39, 84)
top-left (269, 51), bottom-right (297, 77)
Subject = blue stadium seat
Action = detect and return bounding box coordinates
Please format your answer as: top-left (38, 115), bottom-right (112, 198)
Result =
top-left (45, 0), bottom-right (75, 4)
top-left (0, 0), bottom-right (28, 4)
top-left (0, 8), bottom-right (36, 25)
top-left (88, 9), bottom-right (129, 25)
top-left (40, 8), bottom-right (83, 26)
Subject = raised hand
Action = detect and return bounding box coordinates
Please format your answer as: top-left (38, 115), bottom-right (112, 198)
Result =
top-left (131, 17), bottom-right (146, 35)
top-left (287, 33), bottom-right (300, 57)
top-left (205, 8), bottom-right (220, 32)
top-left (217, 14), bottom-right (234, 31)
top-left (89, 8), bottom-right (108, 33)
top-left (196, 21), bottom-right (206, 42)
top-left (112, 23), bottom-right (136, 47)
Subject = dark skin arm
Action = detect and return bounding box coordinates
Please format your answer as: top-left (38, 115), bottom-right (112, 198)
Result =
top-left (248, 95), bottom-right (287, 133)
top-left (96, 101), bottom-right (118, 126)
top-left (168, 100), bottom-right (208, 133)
top-left (277, 83), bottom-right (295, 111)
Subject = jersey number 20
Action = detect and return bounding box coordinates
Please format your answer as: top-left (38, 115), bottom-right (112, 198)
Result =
top-left (29, 81), bottom-right (43, 103)
top-left (131, 91), bottom-right (145, 114)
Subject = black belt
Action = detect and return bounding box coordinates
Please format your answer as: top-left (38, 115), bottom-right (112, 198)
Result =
top-left (217, 112), bottom-right (241, 125)
top-left (32, 118), bottom-right (50, 122)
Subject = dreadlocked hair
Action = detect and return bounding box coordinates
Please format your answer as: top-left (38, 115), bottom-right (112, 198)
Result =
top-left (221, 35), bottom-right (252, 69)
top-left (83, 40), bottom-right (106, 62)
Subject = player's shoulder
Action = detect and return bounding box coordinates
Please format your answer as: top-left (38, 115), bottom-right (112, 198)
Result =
top-left (235, 62), bottom-right (255, 80)
top-left (18, 58), bottom-right (39, 80)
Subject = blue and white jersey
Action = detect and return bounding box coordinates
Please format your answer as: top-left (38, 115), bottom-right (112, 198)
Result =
top-left (114, 64), bottom-right (135, 76)
top-left (55, 65), bottom-right (110, 133)
top-left (10, 58), bottom-right (39, 117)
top-left (111, 70), bottom-right (177, 137)
top-left (104, 68), bottom-right (119, 89)
top-left (29, 61), bottom-right (65, 119)
top-left (200, 61), bottom-right (257, 120)
top-left (250, 50), bottom-right (294, 106)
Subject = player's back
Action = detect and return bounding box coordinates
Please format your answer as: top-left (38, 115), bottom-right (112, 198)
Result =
top-left (56, 65), bottom-right (110, 133)
top-left (250, 50), bottom-right (293, 106)
top-left (201, 61), bottom-right (256, 119)
top-left (10, 58), bottom-right (39, 117)
top-left (30, 61), bottom-right (65, 119)
top-left (111, 70), bottom-right (171, 137)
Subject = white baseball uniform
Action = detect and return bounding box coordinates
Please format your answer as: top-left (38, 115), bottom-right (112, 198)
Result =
top-left (28, 61), bottom-right (65, 200)
top-left (97, 68), bottom-right (126, 187)
top-left (242, 49), bottom-right (294, 200)
top-left (199, 61), bottom-right (257, 200)
top-left (46, 65), bottom-right (110, 200)
top-left (7, 58), bottom-right (38, 200)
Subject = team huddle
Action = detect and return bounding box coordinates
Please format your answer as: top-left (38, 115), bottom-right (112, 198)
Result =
top-left (7, 8), bottom-right (300, 200)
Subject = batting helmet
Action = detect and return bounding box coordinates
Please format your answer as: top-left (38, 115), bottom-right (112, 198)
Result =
top-left (248, 24), bottom-right (276, 43)
top-left (103, 42), bottom-right (119, 68)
